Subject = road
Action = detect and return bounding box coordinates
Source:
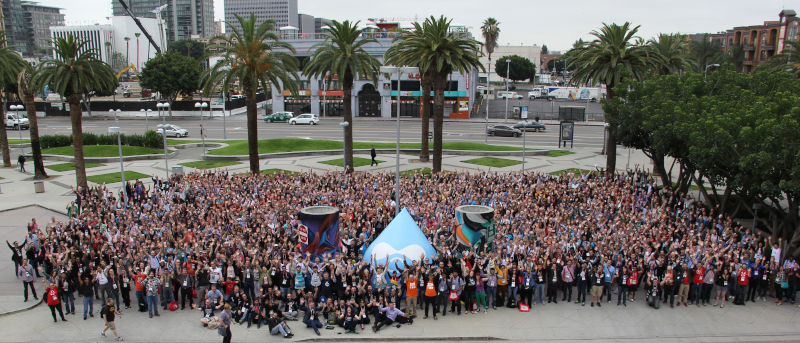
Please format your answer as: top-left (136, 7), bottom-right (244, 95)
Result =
top-left (16, 116), bottom-right (606, 149)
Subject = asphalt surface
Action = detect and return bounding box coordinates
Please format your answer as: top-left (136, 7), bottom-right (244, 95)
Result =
top-left (17, 116), bottom-right (606, 149)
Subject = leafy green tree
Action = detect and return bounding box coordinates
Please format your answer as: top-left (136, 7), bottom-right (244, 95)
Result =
top-left (541, 44), bottom-right (548, 55)
top-left (140, 52), bottom-right (201, 110)
top-left (495, 55), bottom-right (536, 82)
top-left (32, 34), bottom-right (116, 188)
top-left (0, 31), bottom-right (27, 167)
top-left (304, 20), bottom-right (380, 173)
top-left (205, 14), bottom-right (299, 174)
top-left (168, 39), bottom-right (207, 61)
top-left (647, 33), bottom-right (693, 75)
top-left (546, 56), bottom-right (569, 73)
top-left (568, 22), bottom-right (649, 175)
top-left (728, 43), bottom-right (745, 72)
top-left (386, 16), bottom-right (483, 172)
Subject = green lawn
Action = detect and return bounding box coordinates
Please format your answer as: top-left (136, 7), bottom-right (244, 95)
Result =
top-left (42, 145), bottom-right (162, 157)
top-left (167, 139), bottom-right (204, 145)
top-left (8, 139), bottom-right (30, 144)
top-left (550, 168), bottom-right (594, 176)
top-left (462, 157), bottom-right (522, 168)
top-left (87, 171), bottom-right (150, 184)
top-left (208, 138), bottom-right (523, 155)
top-left (179, 160), bottom-right (240, 169)
top-left (546, 150), bottom-right (575, 157)
top-left (46, 162), bottom-right (103, 172)
top-left (319, 157), bottom-right (382, 168)
top-left (261, 168), bottom-right (300, 175)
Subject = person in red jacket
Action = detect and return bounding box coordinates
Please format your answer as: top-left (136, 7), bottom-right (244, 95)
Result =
top-left (735, 265), bottom-right (749, 305)
top-left (45, 281), bottom-right (67, 323)
top-left (691, 265), bottom-right (706, 306)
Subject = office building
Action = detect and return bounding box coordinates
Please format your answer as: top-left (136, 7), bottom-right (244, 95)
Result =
top-left (298, 13), bottom-right (314, 34)
top-left (224, 0), bottom-right (297, 33)
top-left (50, 16), bottom-right (165, 69)
top-left (112, 0), bottom-right (214, 42)
top-left (2, 0), bottom-right (26, 52)
top-left (21, 1), bottom-right (64, 56)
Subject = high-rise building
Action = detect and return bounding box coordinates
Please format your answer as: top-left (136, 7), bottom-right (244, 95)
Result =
top-left (0, 0), bottom-right (6, 36)
top-left (224, 0), bottom-right (297, 33)
top-left (2, 0), bottom-right (26, 52)
top-left (21, 1), bottom-right (64, 56)
top-left (112, 0), bottom-right (214, 42)
top-left (298, 13), bottom-right (313, 34)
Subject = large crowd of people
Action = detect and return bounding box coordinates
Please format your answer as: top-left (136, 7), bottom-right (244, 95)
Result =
top-left (7, 168), bottom-right (799, 341)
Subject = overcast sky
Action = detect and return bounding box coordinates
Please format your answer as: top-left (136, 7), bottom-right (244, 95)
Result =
top-left (40, 0), bottom-right (793, 51)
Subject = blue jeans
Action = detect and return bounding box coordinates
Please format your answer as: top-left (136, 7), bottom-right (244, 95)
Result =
top-left (534, 284), bottom-right (545, 304)
top-left (62, 292), bottom-right (75, 313)
top-left (508, 286), bottom-right (517, 306)
top-left (82, 296), bottom-right (93, 318)
top-left (162, 288), bottom-right (174, 309)
top-left (146, 295), bottom-right (159, 316)
top-left (691, 284), bottom-right (703, 304)
top-left (135, 290), bottom-right (144, 308)
top-left (486, 286), bottom-right (497, 307)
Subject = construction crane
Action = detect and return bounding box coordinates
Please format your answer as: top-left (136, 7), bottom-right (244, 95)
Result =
top-left (116, 63), bottom-right (140, 80)
top-left (116, 0), bottom-right (162, 54)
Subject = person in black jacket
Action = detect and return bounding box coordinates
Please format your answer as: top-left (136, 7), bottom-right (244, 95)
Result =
top-left (78, 276), bottom-right (95, 320)
top-left (546, 263), bottom-right (559, 304)
top-left (6, 240), bottom-right (24, 277)
top-left (370, 146), bottom-right (378, 166)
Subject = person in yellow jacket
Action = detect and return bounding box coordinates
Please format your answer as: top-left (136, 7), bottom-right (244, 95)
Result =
top-left (496, 264), bottom-right (509, 307)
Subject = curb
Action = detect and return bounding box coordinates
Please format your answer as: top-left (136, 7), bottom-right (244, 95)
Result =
top-left (27, 149), bottom-right (178, 163)
top-left (298, 336), bottom-right (504, 342)
top-left (0, 296), bottom-right (43, 318)
top-left (0, 204), bottom-right (69, 216)
top-left (203, 149), bottom-right (552, 161)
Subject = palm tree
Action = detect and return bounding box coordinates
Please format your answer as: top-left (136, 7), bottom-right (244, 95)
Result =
top-left (728, 43), bottom-right (745, 72)
top-left (0, 31), bottom-right (26, 167)
top-left (205, 14), bottom-right (299, 174)
top-left (569, 22), bottom-right (649, 175)
top-left (756, 41), bottom-right (800, 76)
top-left (689, 34), bottom-right (725, 73)
top-left (32, 34), bottom-right (116, 188)
top-left (17, 64), bottom-right (47, 179)
top-left (480, 17), bottom-right (500, 150)
top-left (385, 16), bottom-right (483, 172)
top-left (647, 33), bottom-right (693, 75)
top-left (303, 20), bottom-right (380, 173)
top-left (124, 36), bottom-right (130, 77)
top-left (135, 32), bottom-right (141, 72)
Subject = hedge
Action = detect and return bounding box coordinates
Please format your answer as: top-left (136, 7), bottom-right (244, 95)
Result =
top-left (40, 130), bottom-right (164, 149)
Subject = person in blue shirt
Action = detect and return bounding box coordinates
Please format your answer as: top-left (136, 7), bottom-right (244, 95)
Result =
top-left (603, 262), bottom-right (616, 303)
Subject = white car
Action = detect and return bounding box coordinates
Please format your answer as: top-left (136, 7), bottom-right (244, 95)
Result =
top-left (497, 91), bottom-right (523, 100)
top-left (156, 124), bottom-right (189, 137)
top-left (5, 114), bottom-right (29, 129)
top-left (289, 113), bottom-right (319, 125)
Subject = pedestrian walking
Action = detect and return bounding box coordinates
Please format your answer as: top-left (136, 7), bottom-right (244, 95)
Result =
top-left (370, 146), bottom-right (378, 166)
top-left (219, 304), bottom-right (232, 343)
top-left (100, 298), bottom-right (123, 341)
top-left (18, 154), bottom-right (25, 172)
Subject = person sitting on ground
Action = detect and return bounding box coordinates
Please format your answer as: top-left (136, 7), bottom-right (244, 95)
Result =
top-left (372, 302), bottom-right (411, 332)
top-left (301, 299), bottom-right (323, 336)
top-left (192, 298), bottom-right (222, 327)
top-left (267, 311), bottom-right (293, 338)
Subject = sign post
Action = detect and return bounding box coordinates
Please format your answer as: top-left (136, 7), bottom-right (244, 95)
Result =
top-left (559, 121), bottom-right (574, 149)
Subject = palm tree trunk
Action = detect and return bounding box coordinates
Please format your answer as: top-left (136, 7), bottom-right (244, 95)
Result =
top-left (420, 76), bottom-right (431, 162)
top-left (68, 94), bottom-right (88, 188)
top-left (432, 75), bottom-right (446, 173)
top-left (23, 92), bottom-right (47, 179)
top-left (245, 80), bottom-right (259, 174)
top-left (343, 72), bottom-right (354, 173)
top-left (0, 97), bottom-right (10, 167)
top-left (605, 88), bottom-right (617, 176)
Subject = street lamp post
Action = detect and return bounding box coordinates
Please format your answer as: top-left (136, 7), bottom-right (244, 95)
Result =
top-left (108, 109), bottom-right (126, 202)
top-left (505, 59), bottom-right (510, 122)
top-left (223, 93), bottom-right (229, 140)
top-left (380, 65), bottom-right (419, 216)
top-left (157, 102), bottom-right (170, 178)
top-left (194, 101), bottom-right (208, 156)
top-left (704, 63), bottom-right (720, 80)
top-left (10, 105), bottom-right (24, 155)
top-left (338, 121), bottom-right (349, 173)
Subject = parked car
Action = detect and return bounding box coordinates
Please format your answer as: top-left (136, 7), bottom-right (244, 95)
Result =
top-left (486, 125), bottom-right (521, 137)
top-left (513, 120), bottom-right (546, 132)
top-left (5, 113), bottom-right (29, 130)
top-left (156, 124), bottom-right (189, 137)
top-left (289, 113), bottom-right (319, 125)
top-left (264, 111), bottom-right (294, 123)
